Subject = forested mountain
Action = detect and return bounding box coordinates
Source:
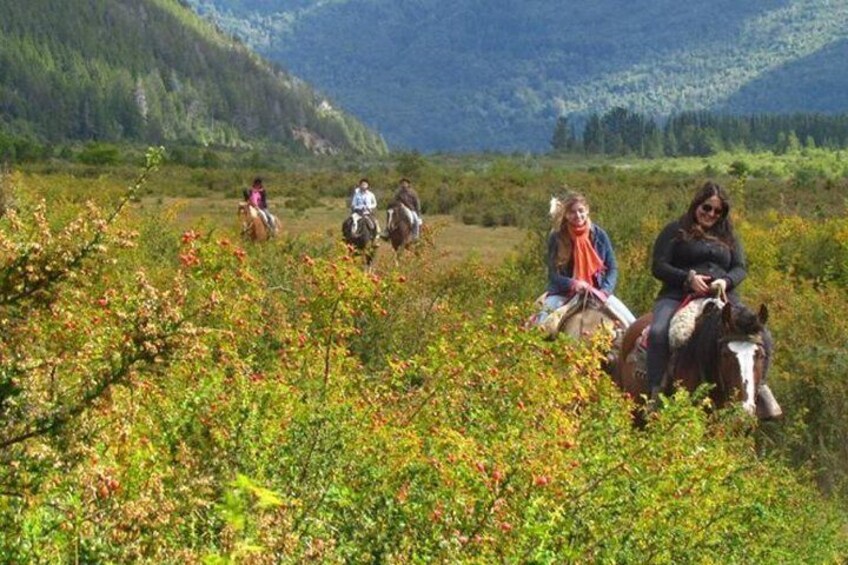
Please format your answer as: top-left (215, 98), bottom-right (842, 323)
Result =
top-left (184, 0), bottom-right (848, 152)
top-left (0, 0), bottom-right (386, 155)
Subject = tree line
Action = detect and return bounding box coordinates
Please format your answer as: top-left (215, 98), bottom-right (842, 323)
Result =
top-left (552, 109), bottom-right (848, 157)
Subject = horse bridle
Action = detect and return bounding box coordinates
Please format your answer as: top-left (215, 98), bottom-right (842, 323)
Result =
top-left (714, 332), bottom-right (765, 398)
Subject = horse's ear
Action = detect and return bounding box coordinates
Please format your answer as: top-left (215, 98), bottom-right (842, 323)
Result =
top-left (721, 302), bottom-right (734, 329)
top-left (758, 304), bottom-right (769, 325)
top-left (549, 196), bottom-right (560, 218)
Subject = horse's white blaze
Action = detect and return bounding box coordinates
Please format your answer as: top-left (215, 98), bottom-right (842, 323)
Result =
top-left (351, 212), bottom-right (363, 234)
top-left (728, 341), bottom-right (758, 415)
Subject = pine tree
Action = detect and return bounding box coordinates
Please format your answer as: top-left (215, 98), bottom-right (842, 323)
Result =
top-left (550, 116), bottom-right (576, 153)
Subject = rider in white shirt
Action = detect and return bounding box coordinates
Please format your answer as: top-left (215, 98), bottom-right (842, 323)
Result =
top-left (351, 178), bottom-right (377, 215)
top-left (350, 178), bottom-right (380, 237)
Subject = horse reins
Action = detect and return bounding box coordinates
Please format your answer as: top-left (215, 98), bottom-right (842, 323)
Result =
top-left (578, 290), bottom-right (590, 337)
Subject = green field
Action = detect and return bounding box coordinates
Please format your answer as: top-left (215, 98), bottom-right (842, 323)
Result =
top-left (2, 151), bottom-right (847, 562)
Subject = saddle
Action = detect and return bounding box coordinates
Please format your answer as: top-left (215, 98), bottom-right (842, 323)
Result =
top-left (534, 290), bottom-right (618, 340)
top-left (347, 212), bottom-right (376, 236)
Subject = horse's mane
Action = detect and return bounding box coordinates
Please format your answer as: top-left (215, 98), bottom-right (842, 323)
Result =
top-left (386, 202), bottom-right (413, 236)
top-left (387, 200), bottom-right (412, 220)
top-left (677, 303), bottom-right (723, 385)
top-left (676, 302), bottom-right (765, 387)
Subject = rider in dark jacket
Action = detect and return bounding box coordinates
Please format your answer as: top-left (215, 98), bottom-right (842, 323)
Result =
top-left (647, 181), bottom-right (780, 417)
top-left (389, 178), bottom-right (422, 239)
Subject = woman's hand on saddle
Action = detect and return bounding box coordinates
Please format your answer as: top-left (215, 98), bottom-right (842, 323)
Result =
top-left (687, 270), bottom-right (712, 295)
top-left (709, 278), bottom-right (728, 300)
top-left (571, 279), bottom-right (590, 293)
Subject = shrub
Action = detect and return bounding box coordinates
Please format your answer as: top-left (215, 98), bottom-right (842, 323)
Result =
top-left (729, 159), bottom-right (750, 178)
top-left (2, 151), bottom-right (847, 561)
top-left (77, 142), bottom-right (121, 166)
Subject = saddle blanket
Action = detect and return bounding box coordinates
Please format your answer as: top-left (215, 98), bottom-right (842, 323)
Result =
top-left (350, 213), bottom-right (376, 234)
top-left (631, 296), bottom-right (727, 381)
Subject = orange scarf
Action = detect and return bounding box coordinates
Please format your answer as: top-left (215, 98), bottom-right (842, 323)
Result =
top-left (568, 223), bottom-right (605, 286)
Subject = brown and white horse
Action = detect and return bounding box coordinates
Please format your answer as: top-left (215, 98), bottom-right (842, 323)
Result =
top-left (617, 300), bottom-right (768, 417)
top-left (385, 202), bottom-right (415, 254)
top-left (342, 213), bottom-right (378, 271)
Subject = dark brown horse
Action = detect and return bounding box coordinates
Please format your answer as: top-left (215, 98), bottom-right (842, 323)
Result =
top-left (617, 301), bottom-right (768, 417)
top-left (385, 202), bottom-right (415, 254)
top-left (342, 213), bottom-right (378, 270)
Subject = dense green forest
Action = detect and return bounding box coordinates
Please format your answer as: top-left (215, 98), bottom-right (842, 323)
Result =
top-left (0, 0), bottom-right (386, 157)
top-left (186, 0), bottom-right (848, 151)
top-left (553, 109), bottom-right (848, 157)
top-left (1, 150), bottom-right (847, 560)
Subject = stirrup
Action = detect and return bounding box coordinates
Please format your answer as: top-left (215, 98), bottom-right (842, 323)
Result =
top-left (645, 386), bottom-right (662, 414)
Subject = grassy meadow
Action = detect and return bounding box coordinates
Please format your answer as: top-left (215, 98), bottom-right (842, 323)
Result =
top-left (1, 147), bottom-right (847, 561)
top-left (140, 195), bottom-right (527, 268)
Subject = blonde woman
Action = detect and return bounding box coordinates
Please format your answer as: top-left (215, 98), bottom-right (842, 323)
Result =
top-left (535, 192), bottom-right (635, 328)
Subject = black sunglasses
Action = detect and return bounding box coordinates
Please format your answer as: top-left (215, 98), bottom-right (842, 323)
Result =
top-left (699, 202), bottom-right (724, 216)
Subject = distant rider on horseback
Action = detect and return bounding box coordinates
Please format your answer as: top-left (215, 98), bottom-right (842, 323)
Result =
top-left (243, 177), bottom-right (277, 232)
top-left (387, 178), bottom-right (423, 239)
top-left (350, 178), bottom-right (380, 240)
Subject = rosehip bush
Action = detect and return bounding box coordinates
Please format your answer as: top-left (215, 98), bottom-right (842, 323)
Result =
top-left (0, 156), bottom-right (846, 562)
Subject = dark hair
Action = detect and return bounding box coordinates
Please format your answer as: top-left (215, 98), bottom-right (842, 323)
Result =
top-left (679, 180), bottom-right (735, 247)
top-left (399, 178), bottom-right (411, 185)
top-left (358, 178), bottom-right (369, 185)
top-left (252, 177), bottom-right (263, 187)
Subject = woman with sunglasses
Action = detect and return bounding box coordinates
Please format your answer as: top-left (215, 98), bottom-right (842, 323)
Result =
top-left (646, 180), bottom-right (781, 416)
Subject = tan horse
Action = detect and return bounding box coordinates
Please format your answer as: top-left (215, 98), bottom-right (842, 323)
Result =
top-left (238, 202), bottom-right (277, 242)
top-left (537, 291), bottom-right (625, 373)
top-left (563, 292), bottom-right (623, 372)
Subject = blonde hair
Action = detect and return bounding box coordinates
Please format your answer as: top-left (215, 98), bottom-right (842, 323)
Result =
top-left (550, 191), bottom-right (591, 268)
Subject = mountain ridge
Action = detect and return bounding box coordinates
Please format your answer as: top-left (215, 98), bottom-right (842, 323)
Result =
top-left (0, 0), bottom-right (387, 155)
top-left (184, 0), bottom-right (848, 152)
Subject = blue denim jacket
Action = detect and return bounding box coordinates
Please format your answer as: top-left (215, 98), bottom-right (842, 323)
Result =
top-left (546, 224), bottom-right (618, 296)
